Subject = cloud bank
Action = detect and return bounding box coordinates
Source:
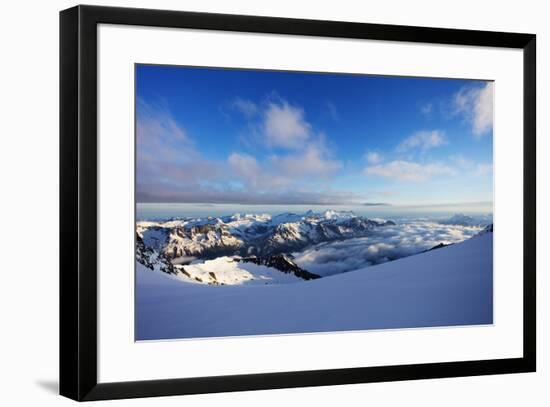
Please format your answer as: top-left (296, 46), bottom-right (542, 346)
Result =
top-left (364, 160), bottom-right (455, 182)
top-left (293, 221), bottom-right (485, 276)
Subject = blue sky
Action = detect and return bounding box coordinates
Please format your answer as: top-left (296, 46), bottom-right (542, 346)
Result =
top-left (136, 65), bottom-right (493, 207)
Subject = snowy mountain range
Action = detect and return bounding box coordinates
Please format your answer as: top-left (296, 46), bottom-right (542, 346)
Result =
top-left (136, 210), bottom-right (400, 285)
top-left (137, 234), bottom-right (321, 286)
top-left (136, 209), bottom-right (492, 287)
top-left (137, 209), bottom-right (395, 261)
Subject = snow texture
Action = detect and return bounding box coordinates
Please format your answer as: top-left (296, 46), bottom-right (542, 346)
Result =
top-left (173, 256), bottom-right (305, 285)
top-left (136, 231), bottom-right (493, 340)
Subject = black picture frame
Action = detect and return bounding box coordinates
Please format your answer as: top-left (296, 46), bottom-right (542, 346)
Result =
top-left (60, 4), bottom-right (536, 401)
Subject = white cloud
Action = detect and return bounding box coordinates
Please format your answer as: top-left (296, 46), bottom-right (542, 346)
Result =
top-left (449, 155), bottom-right (493, 177)
top-left (136, 99), bottom-right (193, 160)
top-left (264, 101), bottom-right (311, 149)
top-left (228, 153), bottom-right (289, 190)
top-left (226, 140), bottom-right (343, 198)
top-left (271, 142), bottom-right (341, 178)
top-left (476, 163), bottom-right (493, 176)
top-left (137, 99), bottom-right (359, 205)
top-left (449, 154), bottom-right (472, 169)
top-left (453, 82), bottom-right (494, 137)
top-left (325, 101), bottom-right (339, 121)
top-left (136, 101), bottom-right (231, 202)
top-left (420, 103), bottom-right (433, 115)
top-left (364, 160), bottom-right (455, 182)
top-left (232, 98), bottom-right (258, 118)
top-left (396, 130), bottom-right (447, 152)
top-left (228, 153), bottom-right (261, 186)
top-left (365, 151), bottom-right (382, 164)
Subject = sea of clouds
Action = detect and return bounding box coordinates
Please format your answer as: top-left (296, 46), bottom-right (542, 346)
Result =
top-left (292, 221), bottom-right (487, 276)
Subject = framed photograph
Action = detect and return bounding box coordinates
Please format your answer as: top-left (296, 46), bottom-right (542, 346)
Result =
top-left (60, 5), bottom-right (536, 401)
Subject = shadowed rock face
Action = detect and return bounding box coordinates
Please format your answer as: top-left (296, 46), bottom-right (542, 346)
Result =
top-left (137, 238), bottom-right (321, 285)
top-left (136, 234), bottom-right (176, 275)
top-left (238, 255), bottom-right (321, 281)
top-left (424, 242), bottom-right (453, 252)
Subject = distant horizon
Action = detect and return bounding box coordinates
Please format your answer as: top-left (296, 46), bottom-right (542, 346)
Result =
top-left (136, 200), bottom-right (493, 207)
top-left (136, 201), bottom-right (493, 221)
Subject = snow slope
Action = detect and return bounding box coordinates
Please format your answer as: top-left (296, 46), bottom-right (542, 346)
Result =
top-left (173, 256), bottom-right (306, 286)
top-left (136, 231), bottom-right (493, 340)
